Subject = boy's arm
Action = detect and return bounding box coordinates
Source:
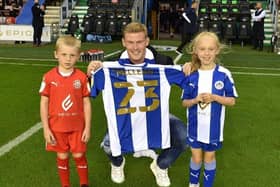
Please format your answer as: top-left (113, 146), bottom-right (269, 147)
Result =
top-left (82, 96), bottom-right (92, 143)
top-left (40, 95), bottom-right (56, 145)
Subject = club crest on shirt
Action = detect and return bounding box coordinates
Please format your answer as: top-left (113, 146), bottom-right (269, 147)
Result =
top-left (73, 80), bottom-right (81, 89)
top-left (214, 81), bottom-right (224, 90)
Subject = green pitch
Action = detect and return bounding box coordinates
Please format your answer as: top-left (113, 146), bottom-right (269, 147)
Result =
top-left (0, 41), bottom-right (279, 187)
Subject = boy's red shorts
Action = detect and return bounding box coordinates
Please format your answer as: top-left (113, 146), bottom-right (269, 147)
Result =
top-left (46, 130), bottom-right (86, 153)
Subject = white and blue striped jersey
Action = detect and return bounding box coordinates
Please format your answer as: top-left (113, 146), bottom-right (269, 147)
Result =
top-left (91, 60), bottom-right (185, 156)
top-left (182, 65), bottom-right (238, 144)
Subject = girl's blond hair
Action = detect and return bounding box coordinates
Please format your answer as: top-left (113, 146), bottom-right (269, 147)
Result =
top-left (188, 31), bottom-right (225, 72)
top-left (55, 35), bottom-right (81, 52)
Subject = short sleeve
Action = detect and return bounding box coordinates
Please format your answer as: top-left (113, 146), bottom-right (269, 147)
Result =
top-left (90, 68), bottom-right (105, 98)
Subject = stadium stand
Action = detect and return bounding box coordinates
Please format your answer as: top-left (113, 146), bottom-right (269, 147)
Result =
top-left (197, 0), bottom-right (253, 44)
top-left (82, 0), bottom-right (132, 38)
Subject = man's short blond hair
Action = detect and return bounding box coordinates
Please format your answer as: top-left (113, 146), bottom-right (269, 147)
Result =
top-left (122, 22), bottom-right (148, 38)
top-left (55, 35), bottom-right (81, 52)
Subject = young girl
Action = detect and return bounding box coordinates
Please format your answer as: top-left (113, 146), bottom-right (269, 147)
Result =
top-left (39, 36), bottom-right (91, 187)
top-left (182, 32), bottom-right (238, 187)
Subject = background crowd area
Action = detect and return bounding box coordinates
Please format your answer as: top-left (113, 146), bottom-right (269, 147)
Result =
top-left (0, 0), bottom-right (279, 51)
top-left (0, 0), bottom-right (62, 19)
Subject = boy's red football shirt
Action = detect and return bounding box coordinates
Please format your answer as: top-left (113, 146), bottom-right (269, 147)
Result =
top-left (40, 67), bottom-right (90, 132)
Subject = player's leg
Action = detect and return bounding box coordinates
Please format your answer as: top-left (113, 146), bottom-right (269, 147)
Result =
top-left (100, 132), bottom-right (125, 183)
top-left (71, 131), bottom-right (89, 187)
top-left (47, 132), bottom-right (71, 187)
top-left (151, 114), bottom-right (187, 186)
top-left (57, 152), bottom-right (70, 187)
top-left (157, 114), bottom-right (187, 169)
top-left (203, 151), bottom-right (216, 187)
top-left (189, 142), bottom-right (203, 187)
top-left (72, 153), bottom-right (89, 187)
top-left (202, 142), bottom-right (222, 187)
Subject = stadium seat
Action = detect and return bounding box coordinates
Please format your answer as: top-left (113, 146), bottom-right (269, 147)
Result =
top-left (239, 2), bottom-right (250, 16)
top-left (230, 0), bottom-right (239, 5)
top-left (198, 19), bottom-right (209, 32)
top-left (119, 0), bottom-right (130, 6)
top-left (229, 4), bottom-right (240, 19)
top-left (209, 17), bottom-right (222, 37)
top-left (209, 4), bottom-right (220, 15)
top-left (117, 14), bottom-right (131, 36)
top-left (221, 0), bottom-right (229, 5)
top-left (93, 14), bottom-right (106, 35)
top-left (82, 14), bottom-right (94, 35)
top-left (223, 17), bottom-right (237, 44)
top-left (220, 5), bottom-right (230, 21)
top-left (105, 12), bottom-right (117, 36)
top-left (210, 0), bottom-right (220, 5)
top-left (67, 14), bottom-right (79, 36)
top-left (198, 2), bottom-right (209, 14)
top-left (238, 16), bottom-right (251, 47)
top-left (209, 21), bottom-right (221, 35)
top-left (198, 14), bottom-right (209, 32)
top-left (87, 6), bottom-right (97, 16)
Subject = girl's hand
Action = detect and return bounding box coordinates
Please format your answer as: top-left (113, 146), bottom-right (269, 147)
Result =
top-left (201, 93), bottom-right (215, 103)
top-left (182, 62), bottom-right (192, 76)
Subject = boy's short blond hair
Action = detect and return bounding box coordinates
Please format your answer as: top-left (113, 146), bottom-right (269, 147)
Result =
top-left (55, 35), bottom-right (81, 52)
top-left (122, 22), bottom-right (148, 38)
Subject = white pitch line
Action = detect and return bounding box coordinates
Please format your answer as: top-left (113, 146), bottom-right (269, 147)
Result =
top-left (104, 50), bottom-right (122, 58)
top-left (232, 72), bottom-right (280, 76)
top-left (173, 53), bottom-right (183, 64)
top-left (227, 66), bottom-right (280, 71)
top-left (0, 122), bottom-right (42, 157)
top-left (0, 49), bottom-right (122, 63)
top-left (0, 56), bottom-right (56, 62)
top-left (1, 61), bottom-right (280, 76)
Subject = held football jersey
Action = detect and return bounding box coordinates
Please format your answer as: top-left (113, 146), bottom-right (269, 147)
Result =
top-left (91, 61), bottom-right (185, 156)
top-left (182, 65), bottom-right (238, 144)
top-left (39, 67), bottom-right (91, 132)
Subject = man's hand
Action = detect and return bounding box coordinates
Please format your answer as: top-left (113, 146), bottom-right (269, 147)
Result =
top-left (182, 62), bottom-right (192, 76)
top-left (87, 60), bottom-right (103, 76)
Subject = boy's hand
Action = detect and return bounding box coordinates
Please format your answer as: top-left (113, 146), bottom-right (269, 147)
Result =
top-left (81, 128), bottom-right (91, 143)
top-left (87, 60), bottom-right (102, 76)
top-left (43, 128), bottom-right (56, 145)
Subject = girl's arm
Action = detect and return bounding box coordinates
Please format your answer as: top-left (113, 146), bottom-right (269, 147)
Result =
top-left (202, 93), bottom-right (236, 106)
top-left (182, 94), bottom-right (203, 108)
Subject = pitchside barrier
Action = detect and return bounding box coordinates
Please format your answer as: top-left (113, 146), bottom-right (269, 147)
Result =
top-left (80, 49), bottom-right (104, 63)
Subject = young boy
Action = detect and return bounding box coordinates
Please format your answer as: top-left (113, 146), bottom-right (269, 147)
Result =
top-left (39, 35), bottom-right (91, 187)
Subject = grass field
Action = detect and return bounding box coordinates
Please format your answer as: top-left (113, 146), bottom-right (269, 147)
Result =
top-left (0, 40), bottom-right (279, 187)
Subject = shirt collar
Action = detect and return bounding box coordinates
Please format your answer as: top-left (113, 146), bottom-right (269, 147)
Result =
top-left (118, 48), bottom-right (155, 66)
